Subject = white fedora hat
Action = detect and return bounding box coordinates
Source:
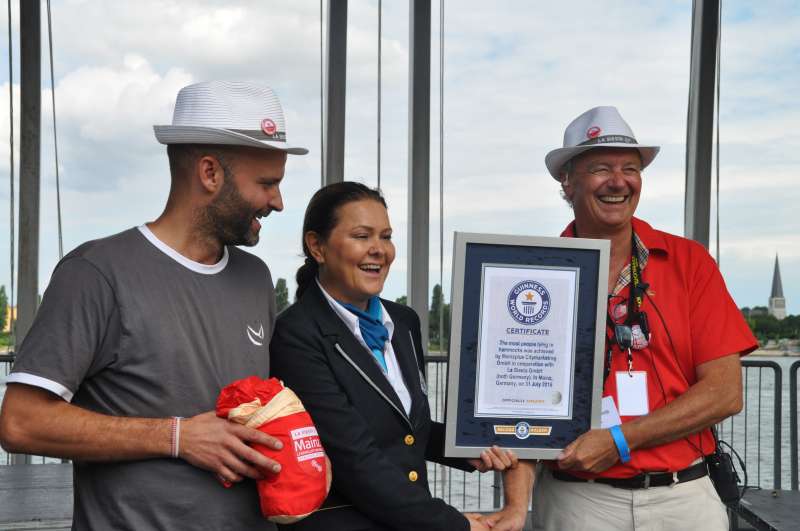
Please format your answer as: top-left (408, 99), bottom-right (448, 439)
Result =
top-left (154, 81), bottom-right (308, 155)
top-left (544, 106), bottom-right (659, 180)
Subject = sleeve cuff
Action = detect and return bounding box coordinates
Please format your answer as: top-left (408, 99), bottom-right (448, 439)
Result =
top-left (5, 372), bottom-right (74, 401)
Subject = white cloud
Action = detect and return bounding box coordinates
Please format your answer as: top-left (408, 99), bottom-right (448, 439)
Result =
top-left (56, 56), bottom-right (192, 143)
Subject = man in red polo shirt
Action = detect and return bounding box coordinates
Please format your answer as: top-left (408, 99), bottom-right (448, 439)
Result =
top-left (484, 106), bottom-right (757, 531)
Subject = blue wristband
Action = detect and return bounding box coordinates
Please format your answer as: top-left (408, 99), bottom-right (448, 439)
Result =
top-left (609, 425), bottom-right (631, 463)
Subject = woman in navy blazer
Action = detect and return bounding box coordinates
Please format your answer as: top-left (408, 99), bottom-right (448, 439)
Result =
top-left (270, 182), bottom-right (515, 531)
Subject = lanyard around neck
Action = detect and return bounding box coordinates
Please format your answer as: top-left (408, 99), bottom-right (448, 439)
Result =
top-left (627, 232), bottom-right (644, 324)
top-left (604, 231), bottom-right (643, 382)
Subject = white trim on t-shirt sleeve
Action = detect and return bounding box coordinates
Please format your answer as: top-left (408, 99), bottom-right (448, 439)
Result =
top-left (4, 372), bottom-right (73, 401)
top-left (137, 225), bottom-right (229, 275)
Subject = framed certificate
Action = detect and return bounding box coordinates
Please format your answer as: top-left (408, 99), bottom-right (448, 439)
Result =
top-left (444, 232), bottom-right (609, 459)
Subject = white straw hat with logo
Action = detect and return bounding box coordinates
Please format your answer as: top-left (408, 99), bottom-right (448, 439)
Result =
top-left (154, 81), bottom-right (308, 155)
top-left (545, 106), bottom-right (659, 180)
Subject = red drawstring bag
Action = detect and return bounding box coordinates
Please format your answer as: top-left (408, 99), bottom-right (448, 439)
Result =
top-left (216, 376), bottom-right (331, 523)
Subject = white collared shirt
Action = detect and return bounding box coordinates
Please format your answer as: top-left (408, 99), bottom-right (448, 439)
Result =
top-left (316, 279), bottom-right (412, 416)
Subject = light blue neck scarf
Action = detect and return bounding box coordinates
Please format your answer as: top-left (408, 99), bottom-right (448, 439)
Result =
top-left (340, 296), bottom-right (390, 373)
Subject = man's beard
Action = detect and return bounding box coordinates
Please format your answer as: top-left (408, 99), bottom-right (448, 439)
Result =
top-left (205, 176), bottom-right (262, 247)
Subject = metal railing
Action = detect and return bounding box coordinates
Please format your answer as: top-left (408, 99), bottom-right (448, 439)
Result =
top-left (425, 355), bottom-right (503, 512)
top-left (2, 354), bottom-right (797, 499)
top-left (719, 360), bottom-right (782, 490)
top-left (1, 353), bottom-right (15, 465)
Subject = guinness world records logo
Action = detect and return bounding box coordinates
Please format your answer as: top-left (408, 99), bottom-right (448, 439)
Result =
top-left (507, 280), bottom-right (551, 325)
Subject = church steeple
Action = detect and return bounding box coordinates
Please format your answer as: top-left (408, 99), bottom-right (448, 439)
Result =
top-left (768, 255), bottom-right (786, 320)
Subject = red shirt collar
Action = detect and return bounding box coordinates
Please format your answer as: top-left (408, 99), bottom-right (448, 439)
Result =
top-left (560, 217), bottom-right (668, 254)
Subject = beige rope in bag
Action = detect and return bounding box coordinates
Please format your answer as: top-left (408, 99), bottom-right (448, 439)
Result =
top-left (216, 376), bottom-right (332, 523)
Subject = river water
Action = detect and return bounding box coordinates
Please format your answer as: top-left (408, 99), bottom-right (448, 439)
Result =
top-left (1, 355), bottom-right (797, 512)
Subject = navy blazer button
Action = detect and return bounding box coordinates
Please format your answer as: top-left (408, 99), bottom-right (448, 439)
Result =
top-left (408, 470), bottom-right (419, 482)
top-left (404, 434), bottom-right (415, 446)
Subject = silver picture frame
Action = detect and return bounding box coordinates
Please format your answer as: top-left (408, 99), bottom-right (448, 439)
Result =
top-left (444, 232), bottom-right (609, 459)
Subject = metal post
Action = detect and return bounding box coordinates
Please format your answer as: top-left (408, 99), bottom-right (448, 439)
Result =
top-left (790, 361), bottom-right (799, 490)
top-left (408, 0), bottom-right (431, 348)
top-left (324, 0), bottom-right (346, 185)
top-left (774, 366), bottom-right (782, 490)
top-left (684, 0), bottom-right (719, 248)
top-left (493, 470), bottom-right (502, 508)
top-left (16, 0), bottom-right (40, 353)
top-left (12, 0), bottom-right (41, 466)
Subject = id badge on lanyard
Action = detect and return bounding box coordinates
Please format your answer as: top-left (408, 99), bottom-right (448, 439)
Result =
top-left (616, 371), bottom-right (649, 416)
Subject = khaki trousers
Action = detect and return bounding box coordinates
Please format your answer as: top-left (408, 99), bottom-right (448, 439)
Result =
top-left (532, 465), bottom-right (728, 531)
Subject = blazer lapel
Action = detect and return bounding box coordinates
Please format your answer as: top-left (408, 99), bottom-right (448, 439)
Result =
top-left (387, 309), bottom-right (427, 425)
top-left (304, 283), bottom-right (411, 428)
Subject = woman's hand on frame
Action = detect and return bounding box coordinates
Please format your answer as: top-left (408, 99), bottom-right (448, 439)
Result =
top-left (468, 446), bottom-right (518, 472)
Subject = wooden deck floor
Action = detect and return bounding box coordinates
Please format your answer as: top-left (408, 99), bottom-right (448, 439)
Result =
top-left (0, 464), bottom-right (71, 530)
top-left (4, 463), bottom-right (792, 530)
top-left (0, 464), bottom-right (531, 530)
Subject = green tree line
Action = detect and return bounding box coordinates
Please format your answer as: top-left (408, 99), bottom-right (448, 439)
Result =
top-left (396, 284), bottom-right (451, 353)
top-left (0, 285), bottom-right (7, 332)
top-left (0, 285), bottom-right (11, 346)
top-left (741, 307), bottom-right (800, 341)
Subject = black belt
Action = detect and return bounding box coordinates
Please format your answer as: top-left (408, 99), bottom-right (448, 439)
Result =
top-left (552, 461), bottom-right (708, 489)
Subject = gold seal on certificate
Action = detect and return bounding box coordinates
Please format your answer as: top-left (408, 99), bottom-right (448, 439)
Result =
top-left (444, 232), bottom-right (609, 460)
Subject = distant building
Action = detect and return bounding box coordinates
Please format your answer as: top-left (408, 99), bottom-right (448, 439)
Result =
top-left (768, 255), bottom-right (786, 320)
top-left (3, 305), bottom-right (16, 333)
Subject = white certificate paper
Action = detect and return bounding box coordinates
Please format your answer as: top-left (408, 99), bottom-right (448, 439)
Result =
top-left (474, 264), bottom-right (579, 419)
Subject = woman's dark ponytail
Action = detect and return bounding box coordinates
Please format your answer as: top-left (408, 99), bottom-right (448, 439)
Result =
top-left (294, 181), bottom-right (387, 300)
top-left (295, 257), bottom-right (319, 299)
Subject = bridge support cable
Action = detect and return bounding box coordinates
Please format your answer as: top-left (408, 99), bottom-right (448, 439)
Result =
top-left (714, 0), bottom-right (721, 265)
top-left (46, 0), bottom-right (62, 259)
top-left (6, 0), bottom-right (15, 347)
top-left (431, 0), bottom-right (445, 499)
top-left (319, 0), bottom-right (324, 187)
top-left (437, 0), bottom-right (444, 364)
top-left (376, 0), bottom-right (381, 190)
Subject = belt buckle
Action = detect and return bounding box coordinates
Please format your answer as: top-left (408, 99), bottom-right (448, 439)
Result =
top-left (642, 473), bottom-right (651, 489)
top-left (670, 471), bottom-right (679, 487)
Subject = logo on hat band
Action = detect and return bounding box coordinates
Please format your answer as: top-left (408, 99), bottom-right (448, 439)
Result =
top-left (261, 118), bottom-right (277, 136)
top-left (587, 126), bottom-right (602, 138)
top-left (578, 134), bottom-right (637, 147)
top-left (230, 128), bottom-right (287, 142)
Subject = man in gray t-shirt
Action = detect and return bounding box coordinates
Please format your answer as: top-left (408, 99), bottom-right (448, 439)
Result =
top-left (0, 81), bottom-right (308, 530)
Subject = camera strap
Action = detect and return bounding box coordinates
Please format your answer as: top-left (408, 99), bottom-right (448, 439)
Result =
top-left (604, 232), bottom-right (643, 383)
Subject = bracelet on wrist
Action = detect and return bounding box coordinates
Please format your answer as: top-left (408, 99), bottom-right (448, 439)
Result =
top-left (170, 416), bottom-right (183, 459)
top-left (609, 424), bottom-right (631, 463)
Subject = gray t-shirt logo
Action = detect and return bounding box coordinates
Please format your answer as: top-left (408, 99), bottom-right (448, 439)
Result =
top-left (247, 322), bottom-right (265, 346)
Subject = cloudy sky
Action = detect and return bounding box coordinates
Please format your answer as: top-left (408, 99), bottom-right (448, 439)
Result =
top-left (0, 0), bottom-right (797, 317)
